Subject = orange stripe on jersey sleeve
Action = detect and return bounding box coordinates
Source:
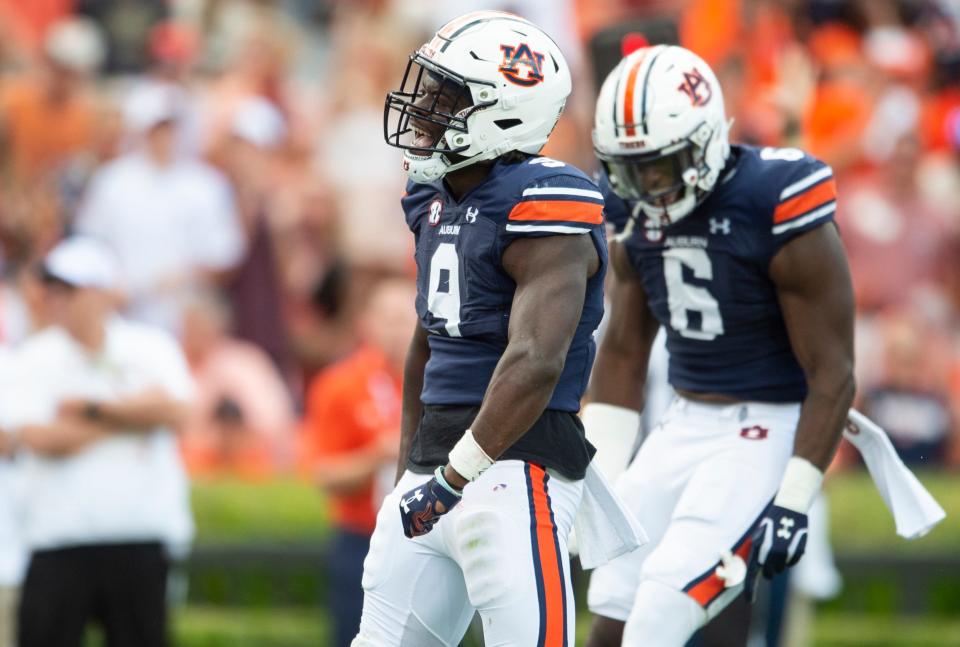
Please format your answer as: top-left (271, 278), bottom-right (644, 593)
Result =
top-left (508, 200), bottom-right (603, 224)
top-left (686, 533), bottom-right (754, 607)
top-left (773, 178), bottom-right (836, 224)
top-left (528, 464), bottom-right (566, 647)
top-left (622, 51), bottom-right (649, 137)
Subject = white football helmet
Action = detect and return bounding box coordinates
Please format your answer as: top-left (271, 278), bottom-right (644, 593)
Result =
top-left (385, 11), bottom-right (572, 184)
top-left (593, 45), bottom-right (731, 225)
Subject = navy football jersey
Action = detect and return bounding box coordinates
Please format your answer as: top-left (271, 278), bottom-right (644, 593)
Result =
top-left (603, 145), bottom-right (837, 402)
top-left (403, 156), bottom-right (608, 412)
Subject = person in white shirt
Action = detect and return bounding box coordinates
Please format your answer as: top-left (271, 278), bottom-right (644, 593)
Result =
top-left (0, 347), bottom-right (25, 647)
top-left (0, 237), bottom-right (195, 647)
top-left (75, 82), bottom-right (245, 334)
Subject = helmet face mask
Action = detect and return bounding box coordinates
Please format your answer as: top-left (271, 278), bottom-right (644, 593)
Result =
top-left (384, 54), bottom-right (493, 160)
top-left (599, 142), bottom-right (695, 204)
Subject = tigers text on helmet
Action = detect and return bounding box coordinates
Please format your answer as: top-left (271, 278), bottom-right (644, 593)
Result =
top-left (593, 45), bottom-right (730, 225)
top-left (384, 10), bottom-right (572, 184)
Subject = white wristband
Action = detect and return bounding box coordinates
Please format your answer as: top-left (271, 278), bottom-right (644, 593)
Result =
top-left (774, 457), bottom-right (824, 513)
top-left (581, 402), bottom-right (640, 484)
top-left (448, 429), bottom-right (494, 482)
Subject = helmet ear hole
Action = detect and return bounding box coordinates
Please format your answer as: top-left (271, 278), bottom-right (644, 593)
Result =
top-left (449, 132), bottom-right (472, 148)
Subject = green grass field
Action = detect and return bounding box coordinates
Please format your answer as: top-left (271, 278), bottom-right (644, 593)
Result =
top-left (168, 606), bottom-right (960, 647)
top-left (190, 469), bottom-right (960, 552)
top-left (150, 470), bottom-right (960, 645)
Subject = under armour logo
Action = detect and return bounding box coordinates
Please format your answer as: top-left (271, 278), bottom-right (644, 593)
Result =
top-left (777, 517), bottom-right (795, 539)
top-left (465, 206), bottom-right (478, 223)
top-left (401, 489), bottom-right (424, 514)
top-left (709, 217), bottom-right (731, 235)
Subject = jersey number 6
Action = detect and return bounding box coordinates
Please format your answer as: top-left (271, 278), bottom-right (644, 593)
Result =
top-left (663, 247), bottom-right (724, 340)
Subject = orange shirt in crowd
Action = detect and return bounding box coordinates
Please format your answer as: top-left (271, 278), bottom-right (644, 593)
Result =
top-left (0, 75), bottom-right (97, 179)
top-left (0, 0), bottom-right (74, 53)
top-left (302, 346), bottom-right (402, 535)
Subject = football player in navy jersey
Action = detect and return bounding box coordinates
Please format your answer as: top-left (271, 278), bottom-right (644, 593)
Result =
top-left (353, 11), bottom-right (608, 647)
top-left (581, 46), bottom-right (855, 646)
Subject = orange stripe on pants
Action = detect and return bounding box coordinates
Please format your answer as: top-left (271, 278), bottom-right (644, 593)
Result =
top-left (528, 463), bottom-right (566, 646)
top-left (685, 533), bottom-right (754, 607)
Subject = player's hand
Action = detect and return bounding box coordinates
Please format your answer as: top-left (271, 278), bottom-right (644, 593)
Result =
top-left (744, 504), bottom-right (808, 601)
top-left (398, 468), bottom-right (462, 538)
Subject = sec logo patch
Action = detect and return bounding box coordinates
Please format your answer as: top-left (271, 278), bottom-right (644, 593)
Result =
top-left (428, 199), bottom-right (443, 226)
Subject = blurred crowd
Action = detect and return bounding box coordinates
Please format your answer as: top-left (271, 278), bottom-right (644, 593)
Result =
top-left (0, 0), bottom-right (957, 527)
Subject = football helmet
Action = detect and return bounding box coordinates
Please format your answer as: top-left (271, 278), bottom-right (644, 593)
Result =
top-left (593, 45), bottom-right (730, 225)
top-left (385, 11), bottom-right (571, 184)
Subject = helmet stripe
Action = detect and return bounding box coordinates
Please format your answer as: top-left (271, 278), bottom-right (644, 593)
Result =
top-left (638, 46), bottom-right (667, 135)
top-left (437, 10), bottom-right (534, 52)
top-left (621, 49), bottom-right (650, 137)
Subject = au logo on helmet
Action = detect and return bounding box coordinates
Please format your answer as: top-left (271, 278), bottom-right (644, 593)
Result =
top-left (677, 67), bottom-right (713, 107)
top-left (498, 43), bottom-right (545, 86)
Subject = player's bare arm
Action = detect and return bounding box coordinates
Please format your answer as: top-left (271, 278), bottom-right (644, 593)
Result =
top-left (589, 240), bottom-right (661, 411)
top-left (770, 223), bottom-right (856, 471)
top-left (745, 222), bottom-right (856, 594)
top-left (395, 322), bottom-right (430, 484)
top-left (442, 233), bottom-right (599, 489)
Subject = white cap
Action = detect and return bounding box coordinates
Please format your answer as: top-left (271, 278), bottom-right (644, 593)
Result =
top-left (44, 17), bottom-right (106, 75)
top-left (43, 237), bottom-right (120, 290)
top-left (231, 97), bottom-right (286, 149)
top-left (123, 82), bottom-right (182, 134)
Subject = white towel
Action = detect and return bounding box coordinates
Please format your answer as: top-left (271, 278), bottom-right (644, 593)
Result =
top-left (845, 409), bottom-right (946, 539)
top-left (573, 462), bottom-right (648, 570)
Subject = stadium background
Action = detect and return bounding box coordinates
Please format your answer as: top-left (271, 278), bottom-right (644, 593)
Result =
top-left (0, 0), bottom-right (958, 645)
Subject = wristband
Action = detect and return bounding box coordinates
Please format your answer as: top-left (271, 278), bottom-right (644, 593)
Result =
top-left (774, 456), bottom-right (824, 513)
top-left (447, 429), bottom-right (494, 482)
top-left (581, 402), bottom-right (640, 483)
top-left (434, 466), bottom-right (463, 498)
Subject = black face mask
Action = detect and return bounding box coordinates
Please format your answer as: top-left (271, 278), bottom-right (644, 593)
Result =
top-left (383, 53), bottom-right (494, 157)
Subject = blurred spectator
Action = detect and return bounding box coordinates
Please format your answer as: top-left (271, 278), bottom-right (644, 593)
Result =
top-left (314, 5), bottom-right (413, 272)
top-left (123, 19), bottom-right (207, 160)
top-left (75, 82), bottom-right (244, 334)
top-left (180, 288), bottom-right (295, 479)
top-left (198, 2), bottom-right (301, 156)
top-left (0, 0), bottom-right (75, 56)
top-left (219, 96), bottom-right (291, 371)
top-left (835, 131), bottom-right (960, 313)
top-left (0, 266), bottom-right (32, 345)
top-left (301, 277), bottom-right (415, 647)
top-left (0, 237), bottom-right (194, 647)
top-left (0, 16), bottom-right (104, 182)
top-left (0, 346), bottom-right (23, 647)
top-left (860, 311), bottom-right (955, 466)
